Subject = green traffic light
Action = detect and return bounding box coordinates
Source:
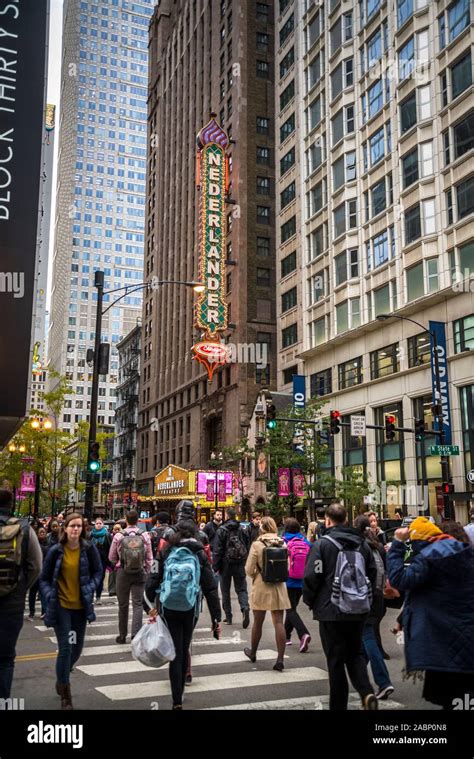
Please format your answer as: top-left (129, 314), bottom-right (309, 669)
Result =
top-left (267, 420), bottom-right (277, 429)
top-left (88, 461), bottom-right (101, 472)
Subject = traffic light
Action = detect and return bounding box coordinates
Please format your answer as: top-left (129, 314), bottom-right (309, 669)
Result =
top-left (87, 441), bottom-right (101, 472)
top-left (385, 414), bottom-right (396, 442)
top-left (414, 418), bottom-right (425, 442)
top-left (442, 483), bottom-right (455, 495)
top-left (266, 403), bottom-right (277, 429)
top-left (329, 410), bottom-right (341, 435)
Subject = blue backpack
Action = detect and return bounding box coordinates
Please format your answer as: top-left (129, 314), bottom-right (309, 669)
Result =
top-left (160, 546), bottom-right (201, 612)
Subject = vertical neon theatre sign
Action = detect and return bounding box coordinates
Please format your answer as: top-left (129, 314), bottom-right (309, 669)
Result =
top-left (192, 118), bottom-right (230, 380)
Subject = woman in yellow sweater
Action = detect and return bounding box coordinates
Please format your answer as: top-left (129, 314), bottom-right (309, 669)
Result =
top-left (40, 513), bottom-right (102, 709)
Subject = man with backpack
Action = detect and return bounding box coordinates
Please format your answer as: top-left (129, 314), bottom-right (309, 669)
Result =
top-left (212, 507), bottom-right (250, 628)
top-left (108, 509), bottom-right (153, 644)
top-left (149, 512), bottom-right (170, 558)
top-left (303, 503), bottom-right (378, 710)
top-left (0, 489), bottom-right (43, 699)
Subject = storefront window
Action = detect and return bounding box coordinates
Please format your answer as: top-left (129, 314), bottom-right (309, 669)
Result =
top-left (460, 385), bottom-right (474, 487)
top-left (375, 404), bottom-right (404, 510)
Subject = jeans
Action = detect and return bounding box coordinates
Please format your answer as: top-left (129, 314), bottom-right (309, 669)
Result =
top-left (116, 569), bottom-right (145, 638)
top-left (54, 605), bottom-right (87, 685)
top-left (362, 623), bottom-right (391, 690)
top-left (95, 561), bottom-right (107, 600)
top-left (28, 580), bottom-right (46, 616)
top-left (162, 608), bottom-right (195, 707)
top-left (220, 563), bottom-right (248, 620)
top-left (284, 587), bottom-right (309, 640)
top-left (0, 609), bottom-right (24, 698)
top-left (319, 620), bottom-right (374, 710)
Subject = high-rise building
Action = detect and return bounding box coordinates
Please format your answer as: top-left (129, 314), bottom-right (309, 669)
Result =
top-left (137, 0), bottom-right (278, 497)
top-left (113, 322), bottom-right (141, 510)
top-left (275, 0), bottom-right (474, 517)
top-left (47, 0), bottom-right (155, 432)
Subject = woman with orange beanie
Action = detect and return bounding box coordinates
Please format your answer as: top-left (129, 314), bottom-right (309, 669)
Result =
top-left (387, 516), bottom-right (474, 709)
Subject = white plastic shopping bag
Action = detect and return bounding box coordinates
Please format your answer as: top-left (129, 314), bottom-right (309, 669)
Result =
top-left (131, 615), bottom-right (176, 668)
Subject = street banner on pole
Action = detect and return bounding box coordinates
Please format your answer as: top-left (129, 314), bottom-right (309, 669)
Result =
top-left (429, 321), bottom-right (453, 445)
top-left (20, 471), bottom-right (36, 493)
top-left (292, 468), bottom-right (305, 497)
top-left (218, 479), bottom-right (226, 502)
top-left (278, 468), bottom-right (291, 497)
top-left (206, 481), bottom-right (214, 501)
top-left (292, 376), bottom-right (306, 410)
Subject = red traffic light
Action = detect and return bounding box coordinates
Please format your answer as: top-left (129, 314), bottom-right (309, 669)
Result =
top-left (386, 415), bottom-right (396, 424)
top-left (442, 483), bottom-right (454, 494)
top-left (331, 410), bottom-right (341, 419)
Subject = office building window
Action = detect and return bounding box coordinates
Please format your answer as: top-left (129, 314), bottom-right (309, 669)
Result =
top-left (451, 50), bottom-right (472, 99)
top-left (281, 216), bottom-right (296, 243)
top-left (307, 95), bottom-right (323, 132)
top-left (257, 267), bottom-right (271, 287)
top-left (282, 323), bottom-right (298, 347)
top-left (339, 357), bottom-right (363, 389)
top-left (460, 385), bottom-right (474, 476)
top-left (280, 13), bottom-right (294, 46)
top-left (281, 181), bottom-right (296, 209)
top-left (335, 249), bottom-right (358, 286)
top-left (307, 224), bottom-right (325, 260)
top-left (256, 32), bottom-right (270, 52)
top-left (454, 315), bottom-right (474, 353)
top-left (256, 116), bottom-right (270, 134)
top-left (280, 112), bottom-right (295, 143)
top-left (281, 250), bottom-right (296, 277)
top-left (256, 3), bottom-right (269, 22)
top-left (308, 268), bottom-right (328, 304)
top-left (456, 176), bottom-right (474, 219)
top-left (406, 261), bottom-right (424, 301)
top-left (342, 411), bottom-right (366, 473)
top-left (310, 368), bottom-right (332, 398)
top-left (280, 47), bottom-right (295, 78)
top-left (453, 112), bottom-right (474, 160)
top-left (439, 0), bottom-right (470, 48)
top-left (280, 80), bottom-right (295, 111)
top-left (309, 316), bottom-right (326, 347)
top-left (257, 206), bottom-right (270, 224)
top-left (306, 51), bottom-right (323, 91)
top-left (307, 180), bottom-right (324, 217)
top-left (370, 344), bottom-right (400, 379)
top-left (257, 146), bottom-right (270, 164)
top-left (256, 60), bottom-right (269, 78)
top-left (283, 366), bottom-right (298, 385)
top-left (280, 146), bottom-right (295, 175)
top-left (257, 176), bottom-right (270, 195)
top-left (257, 236), bottom-right (270, 256)
top-left (282, 286), bottom-right (297, 313)
top-left (408, 332), bottom-right (431, 367)
top-left (400, 91), bottom-right (416, 132)
top-left (397, 0), bottom-right (413, 28)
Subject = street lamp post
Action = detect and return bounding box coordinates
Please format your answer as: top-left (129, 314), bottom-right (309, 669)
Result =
top-left (377, 313), bottom-right (453, 519)
top-left (84, 272), bottom-right (204, 521)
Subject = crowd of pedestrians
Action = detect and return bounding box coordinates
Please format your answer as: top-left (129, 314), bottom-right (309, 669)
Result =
top-left (1, 486), bottom-right (473, 712)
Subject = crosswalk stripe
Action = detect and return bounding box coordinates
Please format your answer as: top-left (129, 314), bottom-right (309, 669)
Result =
top-left (95, 666), bottom-right (328, 701)
top-left (77, 649), bottom-right (287, 676)
top-left (204, 695), bottom-right (405, 710)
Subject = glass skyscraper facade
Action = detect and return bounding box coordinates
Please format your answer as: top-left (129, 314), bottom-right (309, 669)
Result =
top-left (48, 0), bottom-right (155, 432)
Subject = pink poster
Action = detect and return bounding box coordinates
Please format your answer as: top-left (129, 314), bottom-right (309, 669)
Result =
top-left (206, 480), bottom-right (215, 501)
top-left (218, 480), bottom-right (226, 502)
top-left (278, 468), bottom-right (291, 497)
top-left (197, 471), bottom-right (232, 494)
top-left (20, 471), bottom-right (36, 493)
top-left (292, 468), bottom-right (305, 498)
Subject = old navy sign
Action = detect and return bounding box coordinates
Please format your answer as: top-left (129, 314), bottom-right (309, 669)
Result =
top-left (293, 375), bottom-right (306, 410)
top-left (429, 321), bottom-right (452, 445)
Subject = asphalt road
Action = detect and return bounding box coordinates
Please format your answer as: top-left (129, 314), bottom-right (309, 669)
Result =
top-left (11, 578), bottom-right (437, 712)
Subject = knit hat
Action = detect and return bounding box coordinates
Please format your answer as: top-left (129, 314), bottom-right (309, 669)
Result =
top-left (175, 499), bottom-right (196, 523)
top-left (409, 517), bottom-right (442, 542)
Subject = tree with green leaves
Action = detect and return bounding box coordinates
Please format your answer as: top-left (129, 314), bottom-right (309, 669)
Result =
top-left (335, 465), bottom-right (374, 524)
top-left (263, 399), bottom-right (334, 518)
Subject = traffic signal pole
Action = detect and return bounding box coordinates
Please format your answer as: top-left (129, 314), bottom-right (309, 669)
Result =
top-left (84, 271), bottom-right (104, 522)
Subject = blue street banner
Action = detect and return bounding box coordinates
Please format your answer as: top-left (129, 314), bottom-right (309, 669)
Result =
top-left (293, 375), bottom-right (306, 410)
top-left (429, 321), bottom-right (452, 445)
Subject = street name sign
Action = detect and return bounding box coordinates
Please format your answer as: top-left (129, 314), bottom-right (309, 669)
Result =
top-left (429, 445), bottom-right (460, 456)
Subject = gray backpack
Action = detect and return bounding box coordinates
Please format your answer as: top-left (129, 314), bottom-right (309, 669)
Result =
top-left (322, 535), bottom-right (372, 614)
top-left (120, 531), bottom-right (145, 574)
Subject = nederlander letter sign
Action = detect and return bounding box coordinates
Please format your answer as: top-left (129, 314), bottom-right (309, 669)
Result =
top-left (192, 119), bottom-right (229, 380)
top-left (0, 0), bottom-right (48, 434)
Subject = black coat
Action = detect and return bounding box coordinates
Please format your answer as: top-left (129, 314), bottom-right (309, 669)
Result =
top-left (303, 526), bottom-right (377, 622)
top-left (212, 520), bottom-right (249, 572)
top-left (144, 537), bottom-right (221, 623)
top-left (40, 540), bottom-right (102, 626)
top-left (203, 520), bottom-right (221, 551)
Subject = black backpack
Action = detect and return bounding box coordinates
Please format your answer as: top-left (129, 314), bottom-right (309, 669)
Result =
top-left (0, 515), bottom-right (29, 597)
top-left (261, 540), bottom-right (288, 583)
top-left (225, 527), bottom-right (247, 562)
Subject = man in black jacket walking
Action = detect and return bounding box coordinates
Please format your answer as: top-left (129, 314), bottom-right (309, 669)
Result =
top-left (303, 503), bottom-right (378, 711)
top-left (203, 509), bottom-right (223, 553)
top-left (212, 507), bottom-right (250, 628)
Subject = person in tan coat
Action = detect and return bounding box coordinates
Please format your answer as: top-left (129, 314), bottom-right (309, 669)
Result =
top-left (244, 516), bottom-right (290, 671)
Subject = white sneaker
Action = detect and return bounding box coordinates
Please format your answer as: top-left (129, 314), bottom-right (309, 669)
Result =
top-left (375, 685), bottom-right (394, 701)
